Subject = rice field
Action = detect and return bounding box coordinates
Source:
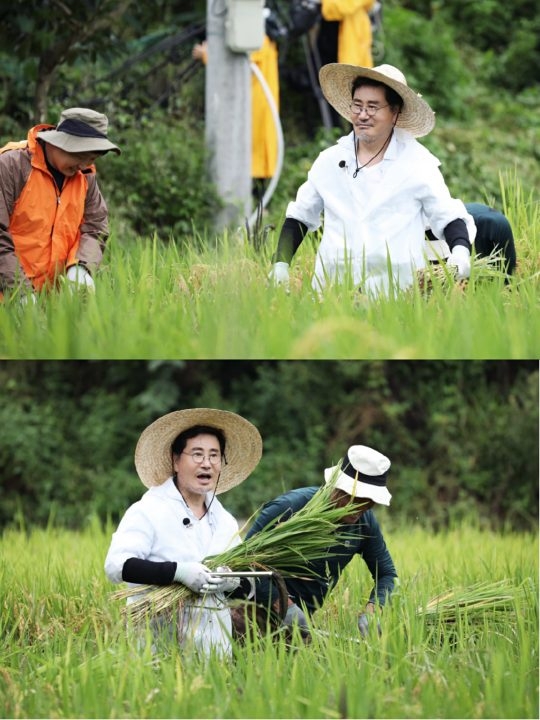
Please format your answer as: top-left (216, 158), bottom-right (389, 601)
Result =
top-left (0, 176), bottom-right (538, 360)
top-left (1, 519), bottom-right (537, 719)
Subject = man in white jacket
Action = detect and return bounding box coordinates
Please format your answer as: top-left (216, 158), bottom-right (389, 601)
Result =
top-left (105, 408), bottom-right (262, 658)
top-left (269, 63), bottom-right (476, 297)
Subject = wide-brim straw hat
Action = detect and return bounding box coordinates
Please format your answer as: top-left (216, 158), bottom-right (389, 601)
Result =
top-left (324, 445), bottom-right (392, 506)
top-left (37, 107), bottom-right (121, 155)
top-left (135, 408), bottom-right (262, 492)
top-left (319, 63), bottom-right (436, 138)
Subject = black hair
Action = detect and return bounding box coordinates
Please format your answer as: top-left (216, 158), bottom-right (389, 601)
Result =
top-left (171, 425), bottom-right (226, 458)
top-left (351, 76), bottom-right (403, 113)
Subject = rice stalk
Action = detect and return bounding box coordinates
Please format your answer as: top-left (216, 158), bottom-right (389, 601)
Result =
top-left (416, 251), bottom-right (507, 296)
top-left (113, 475), bottom-right (362, 622)
top-left (416, 579), bottom-right (529, 624)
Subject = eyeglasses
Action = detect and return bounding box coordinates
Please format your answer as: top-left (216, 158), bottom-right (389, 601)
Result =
top-left (182, 451), bottom-right (222, 465)
top-left (349, 103), bottom-right (390, 117)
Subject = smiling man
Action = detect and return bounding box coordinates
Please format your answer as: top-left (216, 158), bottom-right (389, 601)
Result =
top-left (0, 107), bottom-right (120, 298)
top-left (268, 63), bottom-right (477, 296)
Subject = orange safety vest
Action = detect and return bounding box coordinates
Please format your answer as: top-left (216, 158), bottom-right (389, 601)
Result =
top-left (1, 125), bottom-right (93, 290)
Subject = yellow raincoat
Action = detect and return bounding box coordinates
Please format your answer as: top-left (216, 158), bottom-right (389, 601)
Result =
top-left (250, 34), bottom-right (280, 179)
top-left (321, 0), bottom-right (375, 67)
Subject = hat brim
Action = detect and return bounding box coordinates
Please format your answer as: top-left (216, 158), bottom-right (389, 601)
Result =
top-left (319, 63), bottom-right (435, 138)
top-left (324, 465), bottom-right (392, 506)
top-left (134, 409), bottom-right (262, 492)
top-left (36, 129), bottom-right (121, 155)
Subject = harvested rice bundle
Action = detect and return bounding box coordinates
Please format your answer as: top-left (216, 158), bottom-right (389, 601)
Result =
top-left (113, 478), bottom-right (359, 623)
top-left (417, 578), bottom-right (529, 624)
top-left (416, 250), bottom-right (507, 295)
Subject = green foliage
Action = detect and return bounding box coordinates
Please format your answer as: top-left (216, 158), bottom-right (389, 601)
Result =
top-left (0, 362), bottom-right (537, 531)
top-left (1, 0), bottom-right (538, 234)
top-left (381, 6), bottom-right (472, 120)
top-left (97, 111), bottom-right (222, 239)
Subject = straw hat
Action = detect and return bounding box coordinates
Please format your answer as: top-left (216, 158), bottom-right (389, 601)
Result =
top-left (319, 63), bottom-right (436, 138)
top-left (135, 408), bottom-right (262, 492)
top-left (324, 445), bottom-right (392, 506)
top-left (37, 107), bottom-right (121, 155)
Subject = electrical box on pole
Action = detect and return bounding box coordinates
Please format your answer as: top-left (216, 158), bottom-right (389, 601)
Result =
top-left (205, 0), bottom-right (265, 231)
top-left (225, 0), bottom-right (265, 52)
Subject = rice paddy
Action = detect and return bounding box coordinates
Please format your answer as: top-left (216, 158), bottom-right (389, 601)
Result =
top-left (0, 177), bottom-right (537, 360)
top-left (1, 519), bottom-right (537, 718)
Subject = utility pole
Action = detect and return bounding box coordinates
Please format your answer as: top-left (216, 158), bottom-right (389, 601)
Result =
top-left (205, 0), bottom-right (252, 231)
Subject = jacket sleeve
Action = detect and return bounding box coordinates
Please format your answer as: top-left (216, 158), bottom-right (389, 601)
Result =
top-left (0, 150), bottom-right (33, 290)
top-left (71, 173), bottom-right (109, 273)
top-left (245, 489), bottom-right (315, 538)
top-left (360, 512), bottom-right (398, 606)
top-left (104, 503), bottom-right (156, 584)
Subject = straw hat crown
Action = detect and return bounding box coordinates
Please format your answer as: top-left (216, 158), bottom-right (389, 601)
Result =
top-left (134, 408), bottom-right (262, 493)
top-left (319, 62), bottom-right (436, 138)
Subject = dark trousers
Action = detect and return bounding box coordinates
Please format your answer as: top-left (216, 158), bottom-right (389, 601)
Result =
top-left (466, 203), bottom-right (517, 275)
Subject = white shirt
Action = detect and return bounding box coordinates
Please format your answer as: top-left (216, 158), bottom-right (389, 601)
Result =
top-left (286, 128), bottom-right (476, 296)
top-left (104, 477), bottom-right (241, 657)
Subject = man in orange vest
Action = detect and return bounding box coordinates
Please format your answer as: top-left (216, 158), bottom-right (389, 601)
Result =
top-left (0, 107), bottom-right (120, 300)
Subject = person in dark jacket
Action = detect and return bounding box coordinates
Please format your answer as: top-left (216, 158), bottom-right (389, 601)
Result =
top-left (245, 444), bottom-right (397, 639)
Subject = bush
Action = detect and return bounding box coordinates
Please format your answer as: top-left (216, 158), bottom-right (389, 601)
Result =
top-left (97, 110), bottom-right (222, 240)
top-left (381, 6), bottom-right (472, 120)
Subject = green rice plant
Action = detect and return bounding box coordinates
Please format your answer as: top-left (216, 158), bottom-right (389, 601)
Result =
top-left (0, 520), bottom-right (537, 718)
top-left (0, 176), bottom-right (537, 359)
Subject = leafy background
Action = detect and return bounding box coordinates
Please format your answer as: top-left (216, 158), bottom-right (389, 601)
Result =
top-left (0, 360), bottom-right (537, 530)
top-left (0, 0), bottom-right (538, 239)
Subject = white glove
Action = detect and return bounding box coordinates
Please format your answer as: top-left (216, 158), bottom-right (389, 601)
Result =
top-left (174, 561), bottom-right (218, 594)
top-left (446, 245), bottom-right (471, 280)
top-left (268, 261), bottom-right (290, 287)
top-left (66, 265), bottom-right (95, 290)
top-left (207, 565), bottom-right (241, 594)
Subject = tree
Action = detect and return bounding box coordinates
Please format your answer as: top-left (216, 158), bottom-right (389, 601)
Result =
top-left (1, 0), bottom-right (135, 122)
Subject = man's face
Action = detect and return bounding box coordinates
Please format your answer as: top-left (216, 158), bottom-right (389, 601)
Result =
top-left (331, 489), bottom-right (375, 524)
top-left (46, 144), bottom-right (102, 176)
top-left (340, 497), bottom-right (375, 524)
top-left (173, 433), bottom-right (222, 499)
top-left (350, 85), bottom-right (399, 144)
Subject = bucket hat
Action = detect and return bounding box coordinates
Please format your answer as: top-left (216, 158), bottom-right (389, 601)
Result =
top-left (37, 107), bottom-right (121, 155)
top-left (324, 445), bottom-right (392, 506)
top-left (134, 408), bottom-right (262, 492)
top-left (319, 63), bottom-right (435, 138)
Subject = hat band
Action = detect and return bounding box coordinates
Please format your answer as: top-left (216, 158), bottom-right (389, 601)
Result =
top-left (341, 456), bottom-right (388, 486)
top-left (56, 118), bottom-right (107, 139)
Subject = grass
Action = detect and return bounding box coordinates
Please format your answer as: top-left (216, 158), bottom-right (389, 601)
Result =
top-left (0, 519), bottom-right (537, 718)
top-left (0, 174), bottom-right (538, 360)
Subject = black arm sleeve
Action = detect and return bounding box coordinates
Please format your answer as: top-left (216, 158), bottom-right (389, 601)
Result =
top-left (273, 218), bottom-right (309, 263)
top-left (121, 557), bottom-right (177, 585)
top-left (443, 218), bottom-right (471, 251)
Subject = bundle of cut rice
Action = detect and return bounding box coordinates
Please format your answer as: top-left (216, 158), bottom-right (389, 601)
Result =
top-left (416, 251), bottom-right (507, 295)
top-left (113, 478), bottom-right (361, 623)
top-left (416, 578), bottom-right (529, 624)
